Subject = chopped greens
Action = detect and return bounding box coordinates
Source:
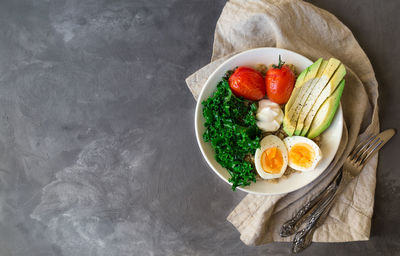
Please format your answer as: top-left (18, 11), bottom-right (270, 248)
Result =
top-left (202, 73), bottom-right (261, 190)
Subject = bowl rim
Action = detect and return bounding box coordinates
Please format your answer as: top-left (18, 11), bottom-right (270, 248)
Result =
top-left (194, 47), bottom-right (343, 195)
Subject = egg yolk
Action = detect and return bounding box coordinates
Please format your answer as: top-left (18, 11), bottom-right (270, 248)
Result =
top-left (261, 147), bottom-right (283, 174)
top-left (288, 143), bottom-right (315, 168)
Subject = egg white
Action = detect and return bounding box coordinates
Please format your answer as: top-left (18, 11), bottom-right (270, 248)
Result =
top-left (255, 135), bottom-right (288, 179)
top-left (283, 136), bottom-right (322, 172)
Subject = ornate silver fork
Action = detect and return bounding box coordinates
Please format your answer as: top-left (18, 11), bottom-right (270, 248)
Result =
top-left (279, 129), bottom-right (396, 253)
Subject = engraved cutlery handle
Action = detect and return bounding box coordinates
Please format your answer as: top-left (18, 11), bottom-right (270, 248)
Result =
top-left (292, 187), bottom-right (337, 253)
top-left (292, 170), bottom-right (347, 253)
top-left (280, 171), bottom-right (341, 237)
top-left (289, 129), bottom-right (395, 253)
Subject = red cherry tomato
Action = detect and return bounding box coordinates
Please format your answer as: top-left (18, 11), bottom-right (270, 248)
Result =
top-left (228, 67), bottom-right (266, 101)
top-left (265, 57), bottom-right (295, 104)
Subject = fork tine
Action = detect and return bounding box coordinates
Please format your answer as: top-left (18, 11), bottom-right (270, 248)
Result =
top-left (359, 139), bottom-right (384, 166)
top-left (349, 134), bottom-right (376, 161)
top-left (349, 134), bottom-right (377, 161)
top-left (354, 129), bottom-right (396, 167)
top-left (354, 138), bottom-right (381, 165)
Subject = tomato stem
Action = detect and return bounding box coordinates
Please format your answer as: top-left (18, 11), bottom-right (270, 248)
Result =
top-left (272, 55), bottom-right (285, 69)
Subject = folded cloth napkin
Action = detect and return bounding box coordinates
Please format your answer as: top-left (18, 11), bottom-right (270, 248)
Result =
top-left (186, 0), bottom-right (379, 245)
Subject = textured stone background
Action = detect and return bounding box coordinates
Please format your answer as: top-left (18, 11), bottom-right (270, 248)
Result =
top-left (0, 0), bottom-right (398, 255)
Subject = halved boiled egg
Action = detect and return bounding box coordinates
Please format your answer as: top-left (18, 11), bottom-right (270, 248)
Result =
top-left (283, 136), bottom-right (322, 172)
top-left (255, 135), bottom-right (288, 179)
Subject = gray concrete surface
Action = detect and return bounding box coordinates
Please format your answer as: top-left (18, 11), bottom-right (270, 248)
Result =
top-left (0, 0), bottom-right (398, 255)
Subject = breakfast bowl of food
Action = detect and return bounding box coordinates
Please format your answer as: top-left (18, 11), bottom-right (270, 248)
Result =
top-left (195, 47), bottom-right (344, 195)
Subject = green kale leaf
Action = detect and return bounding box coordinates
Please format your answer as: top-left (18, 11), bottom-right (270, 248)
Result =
top-left (202, 77), bottom-right (260, 190)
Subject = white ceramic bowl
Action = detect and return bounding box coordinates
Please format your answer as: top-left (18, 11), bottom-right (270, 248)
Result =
top-left (195, 47), bottom-right (343, 195)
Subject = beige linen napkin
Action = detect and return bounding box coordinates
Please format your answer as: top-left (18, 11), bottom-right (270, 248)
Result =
top-left (186, 0), bottom-right (379, 245)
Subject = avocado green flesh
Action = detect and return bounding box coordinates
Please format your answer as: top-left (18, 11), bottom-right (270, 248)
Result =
top-left (283, 58), bottom-right (347, 138)
top-left (285, 68), bottom-right (309, 113)
top-left (283, 58), bottom-right (323, 136)
top-left (285, 58), bottom-right (323, 115)
top-left (300, 64), bottom-right (346, 136)
top-left (295, 65), bottom-right (310, 87)
top-left (306, 79), bottom-right (345, 139)
top-left (294, 59), bottom-right (341, 135)
top-left (283, 78), bottom-right (317, 135)
top-left (293, 76), bottom-right (327, 135)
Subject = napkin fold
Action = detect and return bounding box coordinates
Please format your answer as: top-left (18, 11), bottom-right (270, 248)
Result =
top-left (186, 0), bottom-right (379, 244)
